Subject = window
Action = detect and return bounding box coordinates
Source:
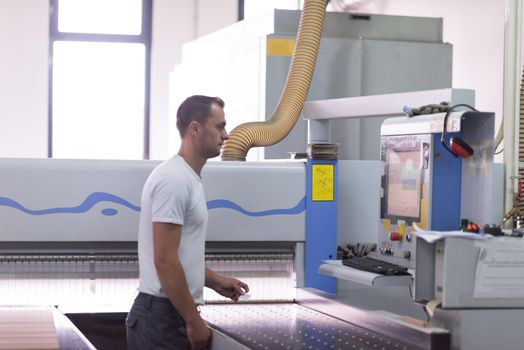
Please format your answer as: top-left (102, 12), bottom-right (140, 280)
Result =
top-left (49, 0), bottom-right (152, 159)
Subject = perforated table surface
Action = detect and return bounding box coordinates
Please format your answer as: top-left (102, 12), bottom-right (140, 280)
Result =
top-left (202, 303), bottom-right (415, 350)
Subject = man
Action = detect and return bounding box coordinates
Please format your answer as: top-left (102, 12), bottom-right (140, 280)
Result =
top-left (127, 95), bottom-right (249, 350)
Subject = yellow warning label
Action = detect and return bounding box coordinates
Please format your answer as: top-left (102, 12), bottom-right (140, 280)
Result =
top-left (382, 219), bottom-right (391, 232)
top-left (312, 164), bottom-right (334, 201)
top-left (267, 38), bottom-right (295, 56)
top-left (417, 183), bottom-right (428, 229)
top-left (398, 222), bottom-right (405, 235)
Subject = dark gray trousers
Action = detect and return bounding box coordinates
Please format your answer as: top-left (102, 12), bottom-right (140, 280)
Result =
top-left (126, 292), bottom-right (191, 350)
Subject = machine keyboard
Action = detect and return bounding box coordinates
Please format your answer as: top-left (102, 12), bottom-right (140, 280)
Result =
top-left (342, 256), bottom-right (411, 276)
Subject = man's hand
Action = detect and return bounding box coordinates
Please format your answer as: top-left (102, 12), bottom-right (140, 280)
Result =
top-left (205, 268), bottom-right (250, 301)
top-left (186, 315), bottom-right (212, 350)
top-left (213, 275), bottom-right (249, 301)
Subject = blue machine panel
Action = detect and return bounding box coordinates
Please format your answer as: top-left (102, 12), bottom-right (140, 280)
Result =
top-left (305, 159), bottom-right (338, 293)
top-left (431, 133), bottom-right (462, 230)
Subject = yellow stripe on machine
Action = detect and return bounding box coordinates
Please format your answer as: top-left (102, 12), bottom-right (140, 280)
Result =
top-left (267, 38), bottom-right (295, 56)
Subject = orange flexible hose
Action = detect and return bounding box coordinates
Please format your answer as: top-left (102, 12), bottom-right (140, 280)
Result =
top-left (221, 0), bottom-right (327, 161)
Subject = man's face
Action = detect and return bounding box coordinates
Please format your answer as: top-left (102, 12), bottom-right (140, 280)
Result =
top-left (198, 103), bottom-right (228, 159)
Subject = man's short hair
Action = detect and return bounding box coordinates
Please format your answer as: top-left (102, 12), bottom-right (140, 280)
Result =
top-left (176, 95), bottom-right (225, 137)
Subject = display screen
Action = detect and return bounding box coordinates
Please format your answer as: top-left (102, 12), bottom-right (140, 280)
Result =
top-left (385, 145), bottom-right (423, 220)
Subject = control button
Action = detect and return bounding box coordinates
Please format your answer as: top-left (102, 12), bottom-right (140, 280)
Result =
top-left (403, 251), bottom-right (411, 259)
top-left (406, 233), bottom-right (412, 242)
top-left (381, 248), bottom-right (393, 255)
top-left (389, 232), bottom-right (402, 241)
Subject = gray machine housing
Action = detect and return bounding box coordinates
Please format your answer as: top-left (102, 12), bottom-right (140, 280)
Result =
top-left (171, 10), bottom-right (452, 160)
top-left (415, 236), bottom-right (524, 308)
top-left (415, 236), bottom-right (524, 350)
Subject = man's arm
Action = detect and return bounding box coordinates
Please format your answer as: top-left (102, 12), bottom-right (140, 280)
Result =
top-left (153, 222), bottom-right (211, 349)
top-left (205, 267), bottom-right (249, 302)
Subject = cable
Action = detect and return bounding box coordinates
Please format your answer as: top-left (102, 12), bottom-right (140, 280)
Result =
top-left (495, 147), bottom-right (504, 155)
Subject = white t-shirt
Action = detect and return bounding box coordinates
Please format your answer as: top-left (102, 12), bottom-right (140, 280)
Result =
top-left (138, 155), bottom-right (208, 304)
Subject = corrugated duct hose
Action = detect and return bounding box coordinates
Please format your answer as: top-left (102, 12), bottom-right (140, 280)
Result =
top-left (221, 0), bottom-right (327, 161)
top-left (501, 67), bottom-right (524, 226)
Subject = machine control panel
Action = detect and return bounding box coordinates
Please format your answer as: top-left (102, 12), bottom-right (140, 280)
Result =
top-left (379, 134), bottom-right (431, 268)
top-left (379, 111), bottom-right (493, 270)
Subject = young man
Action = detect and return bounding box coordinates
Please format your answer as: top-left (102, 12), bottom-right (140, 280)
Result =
top-left (127, 95), bottom-right (249, 350)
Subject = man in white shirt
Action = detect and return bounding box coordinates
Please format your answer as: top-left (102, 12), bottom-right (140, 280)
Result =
top-left (127, 95), bottom-right (249, 350)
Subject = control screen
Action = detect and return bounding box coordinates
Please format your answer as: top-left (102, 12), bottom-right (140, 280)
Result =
top-left (386, 148), bottom-right (422, 219)
top-left (381, 135), bottom-right (428, 222)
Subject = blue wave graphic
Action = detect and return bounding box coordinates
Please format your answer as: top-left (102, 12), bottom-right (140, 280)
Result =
top-left (0, 193), bottom-right (305, 217)
top-left (207, 196), bottom-right (305, 217)
top-left (0, 192), bottom-right (140, 216)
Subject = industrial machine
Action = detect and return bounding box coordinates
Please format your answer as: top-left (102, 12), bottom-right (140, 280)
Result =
top-left (0, 159), bottom-right (154, 307)
top-left (376, 106), bottom-right (524, 350)
top-left (378, 109), bottom-right (495, 268)
top-left (0, 158), bottom-right (329, 306)
top-left (306, 85), bottom-right (517, 350)
top-left (0, 157), bottom-right (450, 349)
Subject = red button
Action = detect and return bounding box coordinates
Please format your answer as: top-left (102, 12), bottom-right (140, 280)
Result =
top-left (389, 232), bottom-right (402, 241)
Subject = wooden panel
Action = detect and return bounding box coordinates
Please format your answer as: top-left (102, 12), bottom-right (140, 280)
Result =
top-left (0, 308), bottom-right (59, 350)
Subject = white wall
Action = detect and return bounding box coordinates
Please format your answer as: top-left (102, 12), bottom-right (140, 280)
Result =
top-left (151, 0), bottom-right (237, 159)
top-left (0, 0), bottom-right (49, 157)
top-left (149, 0), bottom-right (194, 160)
top-left (350, 0), bottom-right (507, 146)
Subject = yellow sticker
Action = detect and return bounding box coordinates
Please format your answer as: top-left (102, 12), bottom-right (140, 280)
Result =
top-left (267, 38), bottom-right (295, 56)
top-left (312, 164), bottom-right (334, 201)
top-left (382, 219), bottom-right (391, 232)
top-left (417, 183), bottom-right (428, 229)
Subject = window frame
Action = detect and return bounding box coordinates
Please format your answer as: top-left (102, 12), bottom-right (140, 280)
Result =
top-left (238, 0), bottom-right (245, 20)
top-left (48, 0), bottom-right (153, 159)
